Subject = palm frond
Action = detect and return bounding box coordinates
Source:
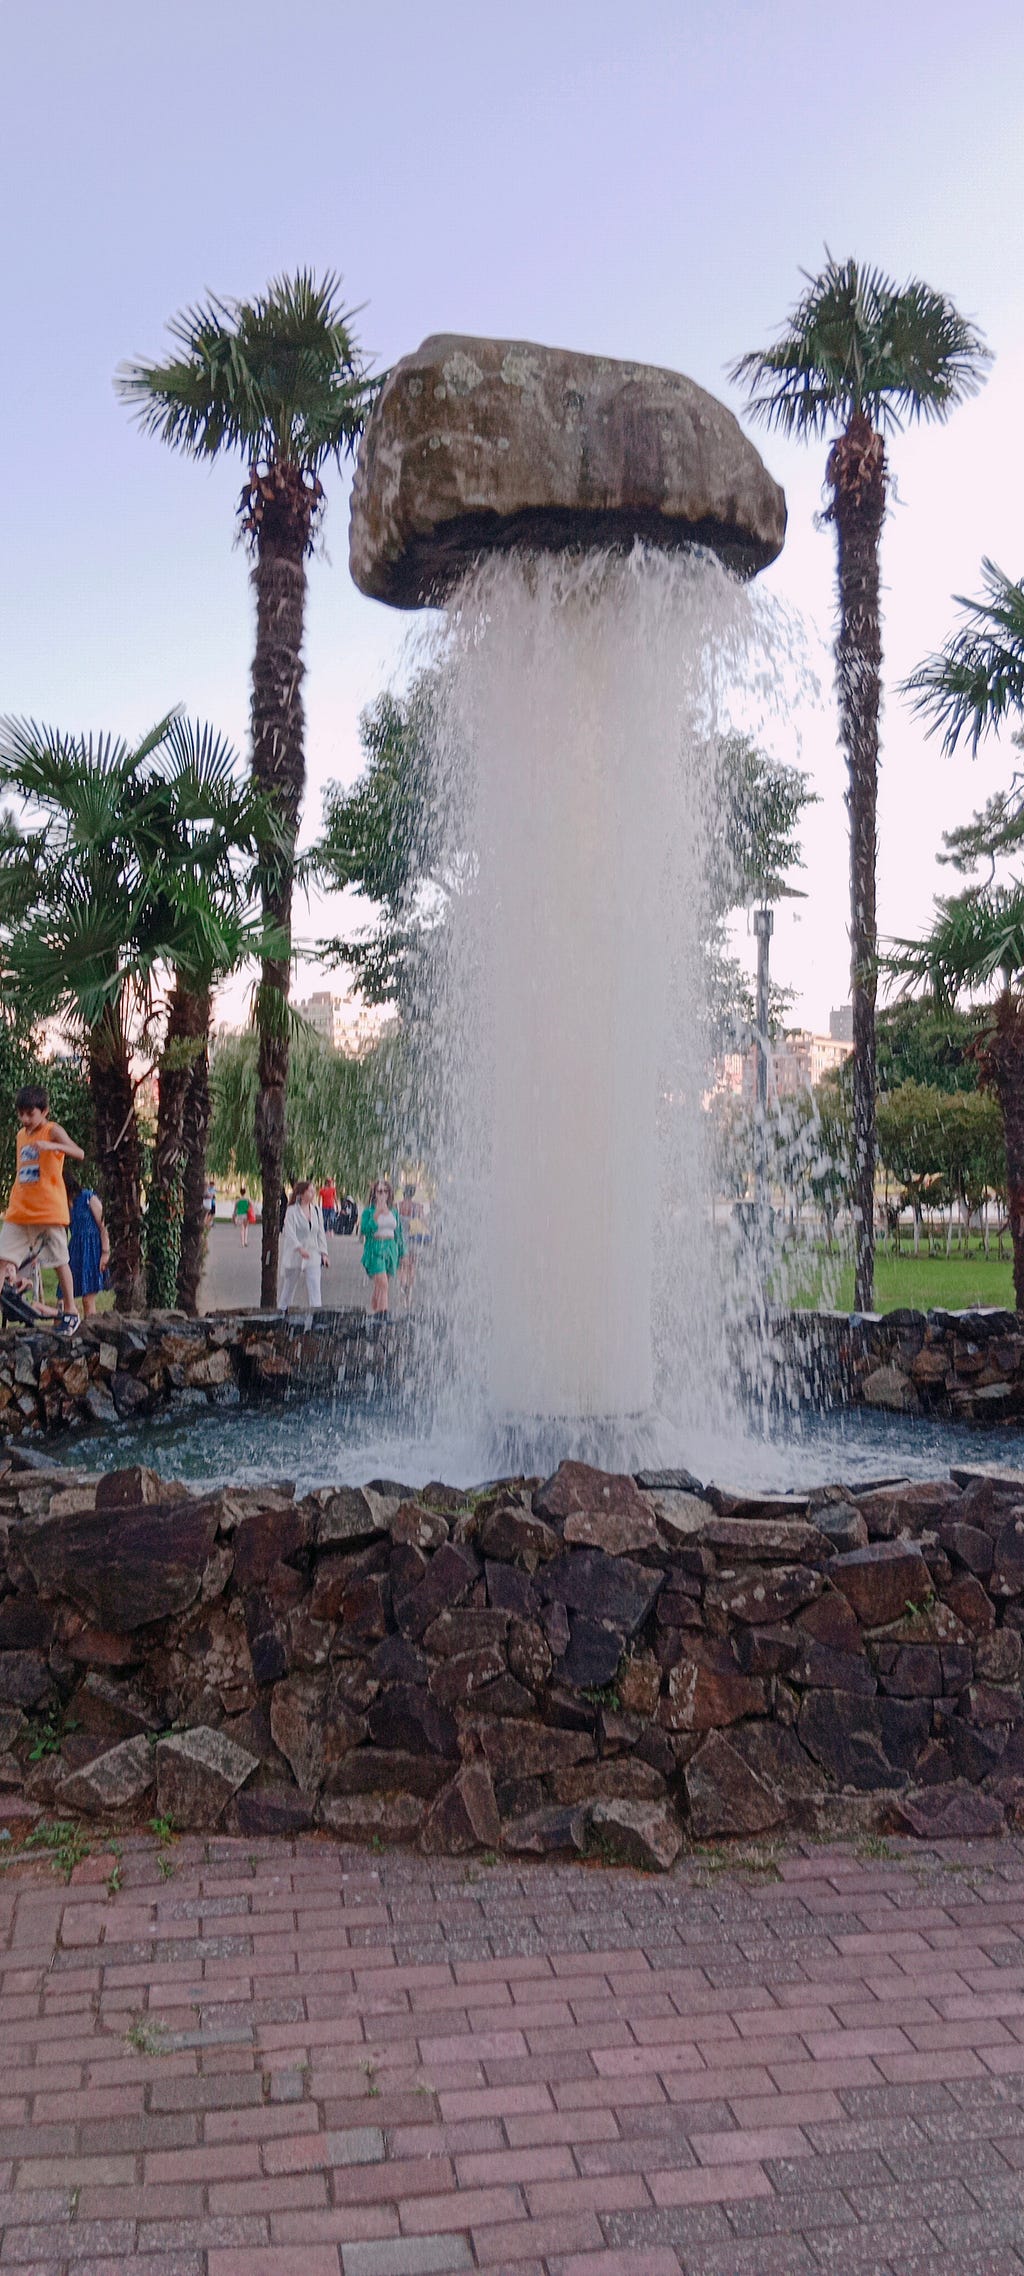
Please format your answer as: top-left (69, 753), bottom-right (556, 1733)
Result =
top-left (730, 252), bottom-right (990, 438)
top-left (116, 269), bottom-right (378, 473)
top-left (903, 561), bottom-right (1024, 755)
top-left (887, 884), bottom-right (1024, 1001)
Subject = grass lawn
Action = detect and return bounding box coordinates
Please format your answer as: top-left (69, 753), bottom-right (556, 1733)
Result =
top-left (832, 1249), bottom-right (1016, 1314)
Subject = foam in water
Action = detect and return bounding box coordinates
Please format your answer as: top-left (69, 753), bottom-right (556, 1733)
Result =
top-left (407, 543), bottom-right (798, 1473)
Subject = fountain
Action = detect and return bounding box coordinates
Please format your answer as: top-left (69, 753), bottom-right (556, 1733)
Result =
top-left (349, 334), bottom-right (788, 1472)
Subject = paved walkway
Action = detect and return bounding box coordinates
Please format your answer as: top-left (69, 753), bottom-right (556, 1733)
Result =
top-left (198, 1226), bottom-right (433, 1316)
top-left (3, 1832), bottom-right (1024, 2274)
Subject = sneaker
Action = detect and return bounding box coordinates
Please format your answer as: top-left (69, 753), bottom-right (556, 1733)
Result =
top-left (53, 1311), bottom-right (80, 1338)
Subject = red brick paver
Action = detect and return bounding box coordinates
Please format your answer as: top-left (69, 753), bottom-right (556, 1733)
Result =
top-left (3, 1832), bottom-right (1024, 2271)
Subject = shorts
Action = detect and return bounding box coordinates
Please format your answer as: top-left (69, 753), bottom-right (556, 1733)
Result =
top-left (0, 1221), bottom-right (70, 1272)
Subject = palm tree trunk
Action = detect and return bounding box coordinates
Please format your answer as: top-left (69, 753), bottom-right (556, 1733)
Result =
top-left (982, 994), bottom-right (1024, 1312)
top-left (828, 412), bottom-right (886, 1313)
top-left (149, 980), bottom-right (210, 1310)
top-left (250, 502), bottom-right (308, 1307)
top-left (177, 1026), bottom-right (212, 1316)
top-left (88, 1006), bottom-right (145, 1312)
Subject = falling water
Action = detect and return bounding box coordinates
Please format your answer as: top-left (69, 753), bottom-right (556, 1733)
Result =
top-left (411, 543), bottom-right (793, 1475)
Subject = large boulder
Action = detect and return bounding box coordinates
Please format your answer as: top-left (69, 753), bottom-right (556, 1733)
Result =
top-left (22, 1494), bottom-right (219, 1630)
top-left (350, 334), bottom-right (786, 606)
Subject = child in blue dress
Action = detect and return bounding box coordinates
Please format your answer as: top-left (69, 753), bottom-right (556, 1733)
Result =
top-left (66, 1173), bottom-right (110, 1318)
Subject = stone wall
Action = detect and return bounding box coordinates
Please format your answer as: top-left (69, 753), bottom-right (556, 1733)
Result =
top-left (2, 1453), bottom-right (1023, 1863)
top-left (778, 1306), bottom-right (1024, 1422)
top-left (0, 1310), bottom-right (414, 1440)
top-left (4, 1304), bottom-right (1024, 1450)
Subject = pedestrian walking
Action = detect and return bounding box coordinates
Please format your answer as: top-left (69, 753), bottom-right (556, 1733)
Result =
top-left (318, 1176), bottom-right (337, 1233)
top-left (234, 1185), bottom-right (254, 1247)
top-left (397, 1182), bottom-right (429, 1307)
top-left (66, 1172), bottom-right (110, 1319)
top-left (360, 1177), bottom-right (405, 1315)
top-left (0, 1085), bottom-right (85, 1335)
top-left (279, 1180), bottom-right (330, 1310)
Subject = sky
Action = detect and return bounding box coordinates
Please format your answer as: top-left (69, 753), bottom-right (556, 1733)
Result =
top-left (2, 0), bottom-right (1023, 1033)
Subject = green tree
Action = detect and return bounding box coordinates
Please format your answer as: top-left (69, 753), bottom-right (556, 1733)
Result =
top-left (207, 1023), bottom-right (401, 1203)
top-left (876, 997), bottom-right (980, 1095)
top-left (732, 255), bottom-right (989, 1311)
top-left (315, 674), bottom-right (444, 1009)
top-left (0, 716), bottom-right (272, 1312)
top-left (117, 273), bottom-right (377, 1305)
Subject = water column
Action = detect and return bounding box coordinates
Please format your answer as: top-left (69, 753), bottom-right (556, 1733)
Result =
top-left (349, 334), bottom-right (786, 1459)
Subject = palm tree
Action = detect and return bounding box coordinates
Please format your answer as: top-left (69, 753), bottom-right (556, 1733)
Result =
top-left (904, 560), bottom-right (1024, 755)
top-left (0, 715), bottom-right (276, 1313)
top-left (116, 273), bottom-right (377, 1304)
top-left (731, 255), bottom-right (989, 1310)
top-left (0, 717), bottom-right (176, 1307)
top-left (893, 562), bottom-right (1024, 1304)
top-left (137, 719), bottom-right (284, 1311)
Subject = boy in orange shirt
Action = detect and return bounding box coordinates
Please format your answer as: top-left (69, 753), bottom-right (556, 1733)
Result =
top-left (0, 1085), bottom-right (85, 1336)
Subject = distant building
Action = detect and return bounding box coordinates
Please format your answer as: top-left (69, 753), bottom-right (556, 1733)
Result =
top-left (296, 991), bottom-right (349, 1049)
top-left (712, 1028), bottom-right (853, 1104)
top-left (829, 1003), bottom-right (853, 1042)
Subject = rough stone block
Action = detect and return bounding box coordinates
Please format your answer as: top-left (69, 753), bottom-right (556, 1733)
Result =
top-left (56, 1734), bottom-right (154, 1815)
top-left (828, 1541), bottom-right (932, 1627)
top-left (590, 1797), bottom-right (681, 1870)
top-left (420, 1763), bottom-right (501, 1853)
top-left (685, 1731), bottom-right (784, 1837)
top-left (155, 1725), bottom-right (259, 1830)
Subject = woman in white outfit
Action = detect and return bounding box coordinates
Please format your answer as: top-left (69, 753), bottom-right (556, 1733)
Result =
top-left (278, 1181), bottom-right (330, 1311)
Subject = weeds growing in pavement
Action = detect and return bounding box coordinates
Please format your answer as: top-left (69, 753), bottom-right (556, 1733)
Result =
top-left (24, 1820), bottom-right (90, 1882)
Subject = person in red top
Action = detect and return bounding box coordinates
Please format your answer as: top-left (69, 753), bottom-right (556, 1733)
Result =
top-left (0, 1085), bottom-right (85, 1336)
top-left (318, 1177), bottom-right (337, 1234)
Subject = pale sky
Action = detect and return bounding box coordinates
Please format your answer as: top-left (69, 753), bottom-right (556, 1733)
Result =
top-left (2, 0), bottom-right (1023, 1033)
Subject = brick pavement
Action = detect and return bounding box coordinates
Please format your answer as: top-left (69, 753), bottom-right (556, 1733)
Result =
top-left (3, 1831), bottom-right (1024, 2273)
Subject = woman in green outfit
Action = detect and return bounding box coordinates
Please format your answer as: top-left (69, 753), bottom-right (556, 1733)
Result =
top-left (360, 1177), bottom-right (405, 1313)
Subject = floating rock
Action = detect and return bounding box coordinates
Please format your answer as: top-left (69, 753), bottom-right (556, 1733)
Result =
top-left (829, 1542), bottom-right (932, 1628)
top-left (685, 1732), bottom-right (783, 1838)
top-left (421, 1763), bottom-right (501, 1854)
top-left (56, 1734), bottom-right (154, 1816)
top-left (590, 1797), bottom-right (681, 1871)
top-left (349, 333), bottom-right (786, 608)
top-left (155, 1726), bottom-right (258, 1830)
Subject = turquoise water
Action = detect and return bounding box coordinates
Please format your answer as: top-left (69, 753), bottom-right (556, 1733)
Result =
top-left (48, 1398), bottom-right (1024, 1496)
